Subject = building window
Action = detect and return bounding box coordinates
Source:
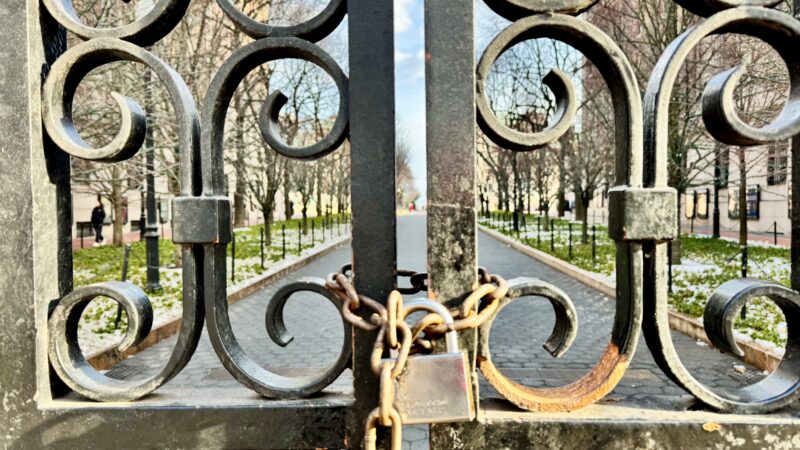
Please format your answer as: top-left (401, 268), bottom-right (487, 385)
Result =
top-left (767, 142), bottom-right (788, 186)
top-left (728, 185), bottom-right (761, 220)
top-left (697, 189), bottom-right (709, 219)
top-left (685, 192), bottom-right (696, 219)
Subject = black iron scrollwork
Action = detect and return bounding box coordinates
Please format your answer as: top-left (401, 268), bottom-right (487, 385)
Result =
top-left (42, 0), bottom-right (192, 46)
top-left (200, 2), bottom-right (350, 398)
top-left (643, 2), bottom-right (800, 413)
top-left (43, 2), bottom-right (204, 402)
top-left (476, 0), bottom-right (648, 411)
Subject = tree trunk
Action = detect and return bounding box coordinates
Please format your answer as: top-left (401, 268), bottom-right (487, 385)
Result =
top-left (111, 168), bottom-right (124, 246)
top-left (576, 195), bottom-right (586, 244)
top-left (557, 189), bottom-right (565, 217)
top-left (233, 93), bottom-right (247, 228)
top-left (283, 172), bottom-right (292, 219)
top-left (543, 206), bottom-right (551, 232)
top-left (265, 214), bottom-right (274, 247)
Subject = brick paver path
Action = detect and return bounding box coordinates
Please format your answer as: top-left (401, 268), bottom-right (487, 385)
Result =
top-left (107, 214), bottom-right (769, 449)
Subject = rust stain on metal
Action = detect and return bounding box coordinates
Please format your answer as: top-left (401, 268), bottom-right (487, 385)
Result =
top-left (478, 342), bottom-right (629, 412)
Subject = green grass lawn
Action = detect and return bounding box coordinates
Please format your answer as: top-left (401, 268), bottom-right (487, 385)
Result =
top-left (73, 214), bottom-right (350, 352)
top-left (481, 212), bottom-right (790, 348)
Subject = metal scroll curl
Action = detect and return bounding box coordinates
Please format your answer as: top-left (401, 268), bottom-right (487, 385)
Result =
top-left (216, 0), bottom-right (347, 42)
top-left (642, 5), bottom-right (800, 413)
top-left (206, 275), bottom-right (352, 398)
top-left (48, 280), bottom-right (203, 402)
top-left (42, 38), bottom-right (201, 164)
top-left (483, 0), bottom-right (599, 22)
top-left (43, 38), bottom-right (204, 402)
top-left (477, 278), bottom-right (583, 411)
top-left (201, 37), bottom-right (349, 398)
top-left (476, 12), bottom-right (646, 411)
top-left (202, 37), bottom-right (348, 168)
top-left (42, 0), bottom-right (191, 46)
top-left (672, 0), bottom-right (783, 18)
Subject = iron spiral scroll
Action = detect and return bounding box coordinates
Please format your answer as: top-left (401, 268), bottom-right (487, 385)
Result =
top-left (642, 0), bottom-right (800, 413)
top-left (200, 0), bottom-right (352, 398)
top-left (42, 0), bottom-right (204, 402)
top-left (475, 0), bottom-right (655, 411)
top-left (42, 0), bottom-right (352, 401)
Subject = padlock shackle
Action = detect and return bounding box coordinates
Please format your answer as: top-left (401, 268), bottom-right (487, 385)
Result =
top-left (403, 299), bottom-right (458, 353)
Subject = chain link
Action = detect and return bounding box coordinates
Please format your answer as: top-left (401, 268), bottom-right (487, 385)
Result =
top-left (325, 265), bottom-right (508, 450)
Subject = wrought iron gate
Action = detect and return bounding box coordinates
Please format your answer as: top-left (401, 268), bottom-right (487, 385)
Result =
top-left (1, 0), bottom-right (800, 448)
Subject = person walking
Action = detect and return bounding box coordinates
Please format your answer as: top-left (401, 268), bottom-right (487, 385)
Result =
top-left (91, 198), bottom-right (106, 246)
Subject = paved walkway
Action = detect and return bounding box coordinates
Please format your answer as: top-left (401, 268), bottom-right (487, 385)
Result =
top-left (106, 214), bottom-right (769, 449)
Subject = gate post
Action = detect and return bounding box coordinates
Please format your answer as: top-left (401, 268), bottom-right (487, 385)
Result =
top-left (0, 0), bottom-right (70, 441)
top-left (425, 1), bottom-right (479, 448)
top-left (347, 0), bottom-right (397, 447)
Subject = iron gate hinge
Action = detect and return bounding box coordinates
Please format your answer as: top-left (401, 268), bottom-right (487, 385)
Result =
top-left (171, 197), bottom-right (233, 244)
top-left (607, 186), bottom-right (677, 242)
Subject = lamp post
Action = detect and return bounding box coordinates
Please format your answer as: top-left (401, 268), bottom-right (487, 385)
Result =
top-left (138, 0), bottom-right (161, 291)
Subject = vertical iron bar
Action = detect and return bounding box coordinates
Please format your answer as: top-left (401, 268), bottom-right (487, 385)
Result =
top-left (260, 226), bottom-right (264, 269)
top-left (774, 221), bottom-right (778, 246)
top-left (231, 232), bottom-right (236, 284)
top-left (569, 222), bottom-right (573, 259)
top-left (537, 215), bottom-right (541, 246)
top-left (741, 245), bottom-right (749, 319)
top-left (592, 224), bottom-right (597, 264)
top-left (282, 224), bottom-right (286, 260)
top-left (426, 1), bottom-right (478, 447)
top-left (114, 244), bottom-right (132, 329)
top-left (140, 25), bottom-right (160, 291)
top-left (348, 0), bottom-right (397, 446)
top-left (794, 0), bottom-right (800, 291)
top-left (298, 221), bottom-right (302, 254)
top-left (312, 218), bottom-right (315, 244)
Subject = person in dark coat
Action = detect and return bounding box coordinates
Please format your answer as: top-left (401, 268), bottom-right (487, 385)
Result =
top-left (91, 199), bottom-right (106, 246)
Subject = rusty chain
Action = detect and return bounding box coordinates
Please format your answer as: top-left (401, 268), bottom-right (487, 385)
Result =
top-left (325, 265), bottom-right (508, 450)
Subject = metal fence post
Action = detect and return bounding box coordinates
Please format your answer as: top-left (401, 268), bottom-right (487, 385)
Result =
top-left (298, 221), bottom-right (302, 254)
top-left (231, 232), bottom-right (236, 284)
top-left (114, 244), bottom-right (133, 329)
top-left (348, 0), bottom-right (397, 445)
top-left (0, 2), bottom-right (70, 432)
top-left (260, 226), bottom-right (265, 269)
top-left (774, 221), bottom-right (778, 246)
top-left (426, 1), bottom-right (478, 446)
top-left (537, 215), bottom-right (541, 246)
top-left (568, 222), bottom-right (573, 259)
top-left (592, 224), bottom-right (597, 264)
top-left (282, 224), bottom-right (286, 260)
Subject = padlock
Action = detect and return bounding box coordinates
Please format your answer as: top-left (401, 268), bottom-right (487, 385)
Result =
top-left (392, 299), bottom-right (475, 424)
